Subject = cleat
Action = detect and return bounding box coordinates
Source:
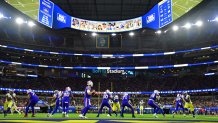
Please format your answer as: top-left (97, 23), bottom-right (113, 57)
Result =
top-left (96, 115), bottom-right (99, 117)
top-left (153, 114), bottom-right (158, 118)
top-left (107, 114), bottom-right (111, 117)
top-left (47, 114), bottom-right (51, 117)
top-left (79, 114), bottom-right (84, 118)
top-left (65, 114), bottom-right (69, 118)
top-left (120, 115), bottom-right (124, 118)
top-left (132, 115), bottom-right (135, 118)
top-left (24, 114), bottom-right (28, 117)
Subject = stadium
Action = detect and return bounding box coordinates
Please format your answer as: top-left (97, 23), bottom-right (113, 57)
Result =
top-left (0, 0), bottom-right (218, 122)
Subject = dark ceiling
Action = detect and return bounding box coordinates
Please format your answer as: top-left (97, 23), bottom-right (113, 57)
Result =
top-left (50, 0), bottom-right (161, 21)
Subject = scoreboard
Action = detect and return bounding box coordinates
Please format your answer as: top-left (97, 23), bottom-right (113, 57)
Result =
top-left (6, 0), bottom-right (201, 31)
top-left (38, 0), bottom-right (54, 28)
top-left (158, 0), bottom-right (173, 28)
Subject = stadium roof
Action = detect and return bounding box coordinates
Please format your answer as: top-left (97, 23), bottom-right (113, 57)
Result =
top-left (50, 0), bottom-right (161, 21)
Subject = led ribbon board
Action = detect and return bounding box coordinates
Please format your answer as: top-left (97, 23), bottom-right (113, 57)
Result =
top-left (0, 44), bottom-right (217, 57)
top-left (0, 60), bottom-right (218, 70)
top-left (0, 87), bottom-right (217, 94)
top-left (6, 0), bottom-right (203, 31)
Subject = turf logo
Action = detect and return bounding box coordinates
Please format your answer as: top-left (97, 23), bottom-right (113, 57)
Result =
top-left (146, 13), bottom-right (155, 24)
top-left (57, 13), bottom-right (66, 23)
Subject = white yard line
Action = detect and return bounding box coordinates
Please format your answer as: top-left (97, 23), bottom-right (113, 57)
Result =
top-left (23, 9), bottom-right (38, 13)
top-left (173, 12), bottom-right (180, 18)
top-left (18, 1), bottom-right (24, 7)
top-left (174, 3), bottom-right (188, 10)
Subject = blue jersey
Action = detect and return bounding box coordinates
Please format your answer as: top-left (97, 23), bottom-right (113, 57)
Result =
top-left (122, 94), bottom-right (130, 103)
top-left (176, 94), bottom-right (182, 103)
top-left (54, 93), bottom-right (61, 102)
top-left (62, 91), bottom-right (71, 103)
top-left (84, 86), bottom-right (91, 99)
top-left (102, 93), bottom-right (110, 101)
top-left (28, 92), bottom-right (39, 101)
top-left (149, 93), bottom-right (158, 101)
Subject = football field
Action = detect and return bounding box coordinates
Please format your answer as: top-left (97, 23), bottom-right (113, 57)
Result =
top-left (5, 0), bottom-right (39, 20)
top-left (0, 113), bottom-right (218, 123)
top-left (172, 0), bottom-right (203, 21)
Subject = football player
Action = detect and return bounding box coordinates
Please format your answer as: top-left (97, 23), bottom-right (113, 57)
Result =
top-left (147, 90), bottom-right (165, 118)
top-left (96, 89), bottom-right (112, 117)
top-left (79, 80), bottom-right (95, 118)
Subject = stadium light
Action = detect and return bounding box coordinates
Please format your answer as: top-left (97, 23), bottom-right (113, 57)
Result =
top-left (195, 20), bottom-right (203, 27)
top-left (92, 32), bottom-right (97, 37)
top-left (0, 13), bottom-right (3, 19)
top-left (15, 17), bottom-right (24, 25)
top-left (184, 23), bottom-right (191, 29)
top-left (111, 33), bottom-right (116, 36)
top-left (215, 17), bottom-right (218, 22)
top-left (28, 21), bottom-right (35, 27)
top-left (129, 32), bottom-right (134, 36)
top-left (156, 30), bottom-right (162, 34)
top-left (172, 25), bottom-right (179, 31)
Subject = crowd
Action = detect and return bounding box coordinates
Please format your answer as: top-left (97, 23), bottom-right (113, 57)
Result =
top-left (0, 75), bottom-right (217, 92)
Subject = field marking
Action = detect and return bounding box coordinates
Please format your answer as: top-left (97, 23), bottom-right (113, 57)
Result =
top-left (23, 9), bottom-right (38, 13)
top-left (172, 12), bottom-right (180, 18)
top-left (10, 2), bottom-right (37, 6)
top-left (174, 3), bottom-right (188, 11)
top-left (18, 2), bottom-right (24, 7)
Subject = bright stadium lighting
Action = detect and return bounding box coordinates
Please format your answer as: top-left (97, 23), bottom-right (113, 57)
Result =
top-left (92, 32), bottom-right (97, 36)
top-left (184, 23), bottom-right (191, 29)
top-left (28, 21), bottom-right (35, 27)
top-left (15, 17), bottom-right (24, 25)
top-left (215, 17), bottom-right (218, 22)
top-left (172, 25), bottom-right (179, 31)
top-left (0, 13), bottom-right (3, 19)
top-left (156, 30), bottom-right (162, 34)
top-left (111, 33), bottom-right (116, 36)
top-left (195, 21), bottom-right (203, 27)
top-left (129, 32), bottom-right (134, 36)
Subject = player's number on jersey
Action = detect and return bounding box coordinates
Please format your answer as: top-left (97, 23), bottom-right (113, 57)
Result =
top-left (103, 94), bottom-right (108, 99)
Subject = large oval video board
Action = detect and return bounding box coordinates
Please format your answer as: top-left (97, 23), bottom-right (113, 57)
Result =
top-left (6, 0), bottom-right (203, 32)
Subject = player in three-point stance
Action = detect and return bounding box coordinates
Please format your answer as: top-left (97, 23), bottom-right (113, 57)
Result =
top-left (79, 80), bottom-right (95, 118)
top-left (147, 90), bottom-right (165, 118)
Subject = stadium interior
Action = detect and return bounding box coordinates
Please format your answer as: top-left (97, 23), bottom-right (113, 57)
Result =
top-left (0, 0), bottom-right (217, 122)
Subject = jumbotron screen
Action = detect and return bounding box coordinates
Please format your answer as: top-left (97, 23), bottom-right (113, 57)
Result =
top-left (5, 0), bottom-right (203, 31)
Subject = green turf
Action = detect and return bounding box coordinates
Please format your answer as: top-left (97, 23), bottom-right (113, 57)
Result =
top-left (5, 0), bottom-right (39, 20)
top-left (172, 0), bottom-right (203, 21)
top-left (0, 113), bottom-right (218, 121)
